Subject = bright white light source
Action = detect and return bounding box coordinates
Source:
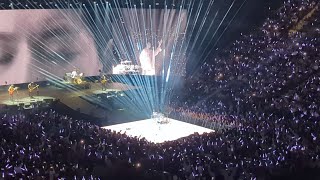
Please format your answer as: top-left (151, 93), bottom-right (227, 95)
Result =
top-left (103, 118), bottom-right (214, 143)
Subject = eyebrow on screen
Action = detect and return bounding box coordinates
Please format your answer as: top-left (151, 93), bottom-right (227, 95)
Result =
top-left (0, 52), bottom-right (14, 65)
top-left (38, 25), bottom-right (74, 40)
top-left (0, 33), bottom-right (17, 41)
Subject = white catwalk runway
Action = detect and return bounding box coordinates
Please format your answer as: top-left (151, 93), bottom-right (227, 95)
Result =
top-left (102, 118), bottom-right (214, 143)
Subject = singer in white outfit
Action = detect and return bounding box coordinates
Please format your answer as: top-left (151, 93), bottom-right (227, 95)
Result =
top-left (139, 40), bottom-right (162, 75)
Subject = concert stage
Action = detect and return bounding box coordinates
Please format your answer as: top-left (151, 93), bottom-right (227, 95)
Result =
top-left (102, 118), bottom-right (214, 143)
top-left (0, 82), bottom-right (137, 119)
top-left (2, 96), bottom-right (55, 107)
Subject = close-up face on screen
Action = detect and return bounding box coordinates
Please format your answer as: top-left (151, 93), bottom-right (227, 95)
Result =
top-left (0, 9), bottom-right (101, 85)
top-left (111, 8), bottom-right (187, 76)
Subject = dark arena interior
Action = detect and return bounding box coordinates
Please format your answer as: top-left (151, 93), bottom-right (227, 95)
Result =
top-left (0, 0), bottom-right (320, 179)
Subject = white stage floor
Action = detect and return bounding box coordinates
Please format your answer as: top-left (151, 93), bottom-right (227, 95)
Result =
top-left (102, 118), bottom-right (214, 143)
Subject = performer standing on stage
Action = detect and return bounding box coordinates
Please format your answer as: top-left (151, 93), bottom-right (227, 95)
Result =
top-left (71, 68), bottom-right (78, 79)
top-left (28, 82), bottom-right (39, 98)
top-left (8, 85), bottom-right (17, 101)
top-left (139, 40), bottom-right (162, 75)
top-left (100, 75), bottom-right (108, 91)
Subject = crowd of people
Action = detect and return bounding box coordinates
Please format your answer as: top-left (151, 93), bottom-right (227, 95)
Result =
top-left (172, 0), bottom-right (320, 178)
top-left (182, 0), bottom-right (319, 116)
top-left (1, 108), bottom-right (320, 179)
top-left (0, 109), bottom-right (156, 179)
top-left (167, 106), bottom-right (238, 131)
top-left (1, 0), bottom-right (320, 179)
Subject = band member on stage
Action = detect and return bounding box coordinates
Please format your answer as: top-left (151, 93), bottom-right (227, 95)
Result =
top-left (71, 68), bottom-right (78, 79)
top-left (100, 75), bottom-right (108, 91)
top-left (139, 40), bottom-right (162, 75)
top-left (71, 68), bottom-right (84, 84)
top-left (8, 85), bottom-right (17, 101)
top-left (28, 82), bottom-right (39, 98)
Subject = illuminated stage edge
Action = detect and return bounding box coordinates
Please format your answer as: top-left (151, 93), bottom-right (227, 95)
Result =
top-left (102, 118), bottom-right (214, 144)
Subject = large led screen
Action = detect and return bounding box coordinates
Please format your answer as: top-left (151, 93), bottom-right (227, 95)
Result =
top-left (111, 8), bottom-right (187, 76)
top-left (0, 9), bottom-right (101, 85)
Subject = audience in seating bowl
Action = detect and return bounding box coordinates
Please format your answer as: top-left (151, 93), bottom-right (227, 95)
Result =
top-left (1, 0), bottom-right (320, 179)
